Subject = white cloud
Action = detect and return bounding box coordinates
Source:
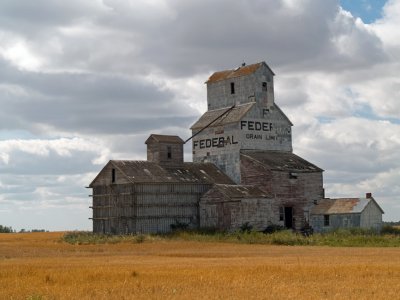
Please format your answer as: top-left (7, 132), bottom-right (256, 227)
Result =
top-left (0, 138), bottom-right (109, 165)
top-left (373, 0), bottom-right (400, 49)
top-left (1, 41), bottom-right (43, 71)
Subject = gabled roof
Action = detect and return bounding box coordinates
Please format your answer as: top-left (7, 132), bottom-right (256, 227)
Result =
top-left (311, 197), bottom-right (385, 215)
top-left (206, 62), bottom-right (274, 84)
top-left (145, 134), bottom-right (184, 144)
top-left (89, 160), bottom-right (234, 187)
top-left (241, 151), bottom-right (323, 173)
top-left (191, 103), bottom-right (255, 130)
top-left (274, 104), bottom-right (293, 126)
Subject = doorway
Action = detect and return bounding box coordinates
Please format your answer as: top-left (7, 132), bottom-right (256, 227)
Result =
top-left (284, 207), bottom-right (293, 229)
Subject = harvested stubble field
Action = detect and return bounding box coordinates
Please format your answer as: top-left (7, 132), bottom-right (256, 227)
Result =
top-left (1, 232), bottom-right (400, 299)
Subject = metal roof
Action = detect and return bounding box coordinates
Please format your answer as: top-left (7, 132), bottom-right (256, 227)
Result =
top-left (311, 197), bottom-right (384, 215)
top-left (145, 134), bottom-right (184, 144)
top-left (89, 160), bottom-right (234, 186)
top-left (191, 103), bottom-right (255, 130)
top-left (241, 151), bottom-right (323, 173)
top-left (206, 62), bottom-right (274, 84)
top-left (210, 184), bottom-right (271, 199)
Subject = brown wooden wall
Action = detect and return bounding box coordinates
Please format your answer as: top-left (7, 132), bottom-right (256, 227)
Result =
top-left (147, 142), bottom-right (183, 166)
top-left (200, 191), bottom-right (273, 231)
top-left (240, 156), bottom-right (324, 230)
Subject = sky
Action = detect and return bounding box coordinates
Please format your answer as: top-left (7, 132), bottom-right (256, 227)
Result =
top-left (0, 0), bottom-right (399, 231)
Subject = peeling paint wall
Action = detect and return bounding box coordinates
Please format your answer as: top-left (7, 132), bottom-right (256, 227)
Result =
top-left (192, 104), bottom-right (292, 183)
top-left (311, 214), bottom-right (361, 233)
top-left (360, 200), bottom-right (383, 230)
top-left (207, 64), bottom-right (275, 110)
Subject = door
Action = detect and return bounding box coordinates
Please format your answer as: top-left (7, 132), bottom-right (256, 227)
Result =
top-left (284, 207), bottom-right (293, 229)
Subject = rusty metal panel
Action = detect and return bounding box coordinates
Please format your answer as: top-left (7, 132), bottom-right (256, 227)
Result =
top-left (206, 62), bottom-right (263, 84)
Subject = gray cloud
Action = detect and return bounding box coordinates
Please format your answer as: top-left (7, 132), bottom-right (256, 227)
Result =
top-left (0, 58), bottom-right (197, 135)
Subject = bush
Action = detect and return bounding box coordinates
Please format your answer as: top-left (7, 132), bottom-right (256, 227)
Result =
top-left (239, 222), bottom-right (253, 233)
top-left (170, 220), bottom-right (189, 231)
top-left (263, 224), bottom-right (285, 234)
top-left (381, 225), bottom-right (400, 235)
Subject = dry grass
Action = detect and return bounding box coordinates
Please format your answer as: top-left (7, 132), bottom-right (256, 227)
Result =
top-left (1, 232), bottom-right (400, 299)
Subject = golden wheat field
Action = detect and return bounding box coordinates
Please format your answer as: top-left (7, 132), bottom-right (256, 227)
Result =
top-left (0, 232), bottom-right (400, 299)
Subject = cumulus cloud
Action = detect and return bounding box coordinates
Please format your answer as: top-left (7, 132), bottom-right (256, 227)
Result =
top-left (0, 0), bottom-right (399, 229)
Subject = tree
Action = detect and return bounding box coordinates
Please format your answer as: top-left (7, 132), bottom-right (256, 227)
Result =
top-left (0, 225), bottom-right (14, 233)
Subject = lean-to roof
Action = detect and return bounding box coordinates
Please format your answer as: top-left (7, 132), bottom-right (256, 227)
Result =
top-left (191, 103), bottom-right (254, 130)
top-left (241, 151), bottom-right (323, 173)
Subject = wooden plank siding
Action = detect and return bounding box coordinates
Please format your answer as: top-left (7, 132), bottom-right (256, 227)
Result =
top-left (91, 183), bottom-right (212, 234)
top-left (240, 154), bottom-right (324, 230)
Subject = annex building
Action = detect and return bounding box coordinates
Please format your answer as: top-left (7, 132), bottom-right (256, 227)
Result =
top-left (89, 62), bottom-right (383, 234)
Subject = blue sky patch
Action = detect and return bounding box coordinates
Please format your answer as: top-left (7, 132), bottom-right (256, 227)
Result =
top-left (340, 0), bottom-right (387, 23)
top-left (353, 104), bottom-right (400, 124)
top-left (0, 130), bottom-right (37, 141)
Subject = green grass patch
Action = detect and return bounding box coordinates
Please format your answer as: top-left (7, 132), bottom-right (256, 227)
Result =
top-left (62, 227), bottom-right (400, 247)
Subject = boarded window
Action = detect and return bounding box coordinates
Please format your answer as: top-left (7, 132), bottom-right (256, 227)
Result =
top-left (279, 207), bottom-right (284, 221)
top-left (324, 215), bottom-right (330, 226)
top-left (167, 146), bottom-right (172, 159)
top-left (230, 82), bottom-right (235, 94)
top-left (112, 168), bottom-right (116, 183)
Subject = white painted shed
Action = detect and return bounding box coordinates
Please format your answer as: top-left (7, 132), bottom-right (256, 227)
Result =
top-left (310, 193), bottom-right (384, 232)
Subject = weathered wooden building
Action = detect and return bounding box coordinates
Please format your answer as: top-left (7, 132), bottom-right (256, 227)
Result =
top-left (191, 62), bottom-right (324, 230)
top-left (89, 61), bottom-right (383, 233)
top-left (200, 184), bottom-right (272, 231)
top-left (89, 135), bottom-right (233, 234)
top-left (310, 193), bottom-right (384, 232)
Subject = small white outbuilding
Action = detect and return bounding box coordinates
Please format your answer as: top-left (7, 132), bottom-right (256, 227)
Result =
top-left (310, 193), bottom-right (384, 232)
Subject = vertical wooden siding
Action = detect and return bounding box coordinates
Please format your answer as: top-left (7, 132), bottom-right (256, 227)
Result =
top-left (92, 183), bottom-right (211, 234)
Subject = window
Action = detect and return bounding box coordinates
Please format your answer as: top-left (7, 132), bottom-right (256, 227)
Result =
top-left (324, 215), bottom-right (330, 226)
top-left (289, 172), bottom-right (298, 179)
top-left (167, 146), bottom-right (172, 159)
top-left (112, 168), bottom-right (116, 183)
top-left (279, 207), bottom-right (284, 221)
top-left (230, 82), bottom-right (235, 94)
top-left (262, 82), bottom-right (267, 91)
